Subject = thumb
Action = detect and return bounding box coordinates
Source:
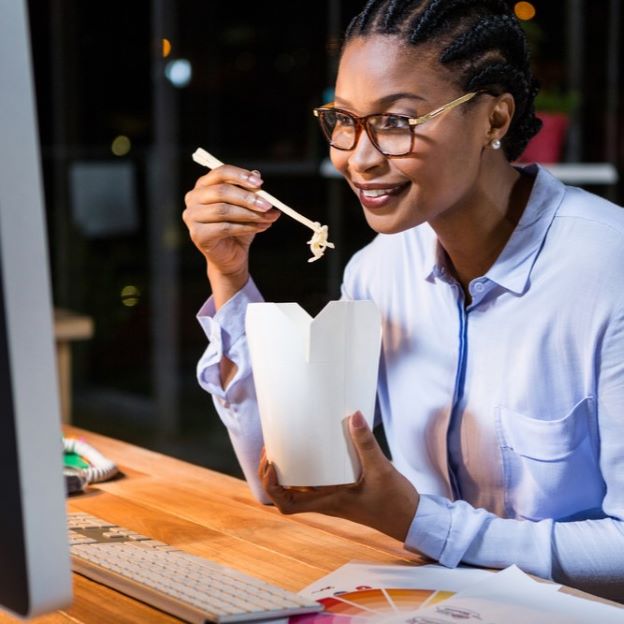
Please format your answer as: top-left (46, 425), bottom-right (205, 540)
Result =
top-left (349, 411), bottom-right (387, 471)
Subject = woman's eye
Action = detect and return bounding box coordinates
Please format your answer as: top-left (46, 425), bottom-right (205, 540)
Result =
top-left (334, 112), bottom-right (354, 126)
top-left (378, 115), bottom-right (410, 130)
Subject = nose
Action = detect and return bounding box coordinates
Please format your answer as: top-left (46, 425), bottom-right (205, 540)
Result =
top-left (346, 125), bottom-right (387, 175)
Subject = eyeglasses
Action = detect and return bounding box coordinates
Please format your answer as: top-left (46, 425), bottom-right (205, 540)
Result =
top-left (313, 91), bottom-right (479, 157)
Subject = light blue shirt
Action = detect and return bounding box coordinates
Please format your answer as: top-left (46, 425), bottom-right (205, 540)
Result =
top-left (196, 165), bottom-right (624, 601)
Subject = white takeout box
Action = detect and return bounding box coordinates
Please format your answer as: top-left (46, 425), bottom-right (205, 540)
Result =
top-left (245, 300), bottom-right (381, 486)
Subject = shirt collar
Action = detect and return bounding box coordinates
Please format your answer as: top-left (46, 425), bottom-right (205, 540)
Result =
top-left (423, 224), bottom-right (448, 283)
top-left (486, 164), bottom-right (564, 294)
top-left (424, 164), bottom-right (565, 294)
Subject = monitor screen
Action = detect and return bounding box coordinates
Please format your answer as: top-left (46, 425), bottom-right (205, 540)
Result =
top-left (0, 0), bottom-right (73, 617)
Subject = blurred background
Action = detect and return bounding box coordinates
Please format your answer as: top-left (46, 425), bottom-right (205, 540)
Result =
top-left (29, 0), bottom-right (623, 477)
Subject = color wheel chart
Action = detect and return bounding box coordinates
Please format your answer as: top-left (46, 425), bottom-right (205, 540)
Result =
top-left (291, 587), bottom-right (455, 623)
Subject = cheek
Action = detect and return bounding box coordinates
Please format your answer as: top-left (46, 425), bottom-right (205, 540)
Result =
top-left (391, 144), bottom-right (480, 216)
top-left (329, 148), bottom-right (349, 176)
top-left (399, 126), bottom-right (483, 187)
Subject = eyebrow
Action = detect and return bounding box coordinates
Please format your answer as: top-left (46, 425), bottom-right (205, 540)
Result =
top-left (334, 92), bottom-right (427, 107)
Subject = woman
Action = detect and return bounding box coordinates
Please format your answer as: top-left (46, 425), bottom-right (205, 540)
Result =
top-left (183, 0), bottom-right (624, 601)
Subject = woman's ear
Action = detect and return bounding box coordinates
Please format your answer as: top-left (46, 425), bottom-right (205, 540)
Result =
top-left (487, 93), bottom-right (515, 146)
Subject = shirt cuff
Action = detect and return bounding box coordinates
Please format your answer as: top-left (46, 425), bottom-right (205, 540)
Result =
top-left (195, 277), bottom-right (263, 398)
top-left (404, 494), bottom-right (453, 562)
top-left (196, 277), bottom-right (263, 353)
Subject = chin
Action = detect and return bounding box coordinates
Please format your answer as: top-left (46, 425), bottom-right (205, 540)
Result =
top-left (362, 208), bottom-right (425, 235)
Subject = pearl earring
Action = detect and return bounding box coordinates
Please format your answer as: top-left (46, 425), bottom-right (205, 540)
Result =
top-left (490, 138), bottom-right (501, 150)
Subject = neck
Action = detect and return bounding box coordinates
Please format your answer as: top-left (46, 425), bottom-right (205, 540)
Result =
top-left (430, 159), bottom-right (533, 299)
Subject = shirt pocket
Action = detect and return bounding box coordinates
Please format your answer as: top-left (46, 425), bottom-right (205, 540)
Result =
top-left (495, 396), bottom-right (604, 521)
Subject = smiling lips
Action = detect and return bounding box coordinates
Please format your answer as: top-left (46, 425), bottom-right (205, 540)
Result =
top-left (354, 182), bottom-right (409, 209)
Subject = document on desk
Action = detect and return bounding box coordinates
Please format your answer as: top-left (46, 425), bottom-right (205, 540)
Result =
top-left (295, 562), bottom-right (621, 624)
top-left (388, 565), bottom-right (624, 624)
top-left (294, 562), bottom-right (495, 620)
top-left (302, 561), bottom-right (494, 599)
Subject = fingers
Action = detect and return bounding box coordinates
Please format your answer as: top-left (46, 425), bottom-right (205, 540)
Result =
top-left (261, 461), bottom-right (345, 515)
top-left (183, 166), bottom-right (281, 243)
top-left (189, 164), bottom-right (267, 219)
top-left (349, 411), bottom-right (389, 474)
top-left (184, 210), bottom-right (280, 246)
top-left (197, 183), bottom-right (272, 213)
top-left (183, 181), bottom-right (281, 252)
top-left (257, 447), bottom-right (268, 481)
top-left (194, 164), bottom-right (263, 192)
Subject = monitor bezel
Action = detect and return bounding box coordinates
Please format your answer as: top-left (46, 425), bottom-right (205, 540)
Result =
top-left (0, 0), bottom-right (73, 617)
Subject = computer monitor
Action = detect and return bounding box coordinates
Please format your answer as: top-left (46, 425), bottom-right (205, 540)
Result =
top-left (0, 0), bottom-right (73, 618)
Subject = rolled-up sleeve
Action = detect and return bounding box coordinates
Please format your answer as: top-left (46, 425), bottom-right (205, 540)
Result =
top-left (196, 277), bottom-right (263, 398)
top-left (195, 278), bottom-right (270, 502)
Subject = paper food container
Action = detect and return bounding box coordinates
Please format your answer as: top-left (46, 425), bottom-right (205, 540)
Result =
top-left (245, 300), bottom-right (381, 486)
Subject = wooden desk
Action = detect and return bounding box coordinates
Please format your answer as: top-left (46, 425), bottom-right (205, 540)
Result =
top-left (2, 427), bottom-right (620, 623)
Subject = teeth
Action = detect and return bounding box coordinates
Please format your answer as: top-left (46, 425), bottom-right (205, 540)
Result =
top-left (362, 188), bottom-right (394, 198)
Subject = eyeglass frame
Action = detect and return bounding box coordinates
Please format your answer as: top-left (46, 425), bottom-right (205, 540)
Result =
top-left (313, 91), bottom-right (481, 157)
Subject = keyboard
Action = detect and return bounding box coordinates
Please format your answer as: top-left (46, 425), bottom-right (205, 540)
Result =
top-left (68, 512), bottom-right (323, 623)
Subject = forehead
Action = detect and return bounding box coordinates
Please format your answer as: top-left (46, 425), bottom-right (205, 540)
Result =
top-left (335, 35), bottom-right (454, 109)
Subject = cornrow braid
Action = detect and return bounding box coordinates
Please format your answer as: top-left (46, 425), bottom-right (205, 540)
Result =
top-left (440, 15), bottom-right (526, 66)
top-left (472, 63), bottom-right (542, 158)
top-left (345, 0), bottom-right (542, 161)
top-left (465, 62), bottom-right (540, 159)
top-left (380, 0), bottom-right (421, 32)
top-left (345, 0), bottom-right (387, 38)
top-left (408, 0), bottom-right (508, 44)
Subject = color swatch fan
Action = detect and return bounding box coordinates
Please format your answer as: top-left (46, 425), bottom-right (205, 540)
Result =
top-left (291, 587), bottom-right (454, 623)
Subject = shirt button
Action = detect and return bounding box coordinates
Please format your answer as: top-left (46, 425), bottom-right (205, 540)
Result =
top-left (473, 281), bottom-right (485, 293)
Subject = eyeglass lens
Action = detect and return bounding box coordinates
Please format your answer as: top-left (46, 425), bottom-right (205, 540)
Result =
top-left (318, 110), bottom-right (413, 155)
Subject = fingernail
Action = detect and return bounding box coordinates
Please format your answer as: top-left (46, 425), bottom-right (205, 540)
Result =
top-left (254, 196), bottom-right (272, 211)
top-left (351, 411), bottom-right (366, 428)
top-left (246, 173), bottom-right (262, 187)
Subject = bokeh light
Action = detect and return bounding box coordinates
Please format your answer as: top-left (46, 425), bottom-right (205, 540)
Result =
top-left (514, 2), bottom-right (536, 20)
top-left (121, 285), bottom-right (140, 307)
top-left (111, 135), bottom-right (131, 156)
top-left (164, 59), bottom-right (192, 88)
top-left (162, 38), bottom-right (171, 58)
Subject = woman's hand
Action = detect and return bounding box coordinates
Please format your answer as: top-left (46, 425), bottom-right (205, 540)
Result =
top-left (182, 164), bottom-right (281, 305)
top-left (258, 411), bottom-right (420, 542)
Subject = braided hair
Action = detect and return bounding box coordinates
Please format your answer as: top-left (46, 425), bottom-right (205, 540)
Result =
top-left (345, 0), bottom-right (541, 161)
